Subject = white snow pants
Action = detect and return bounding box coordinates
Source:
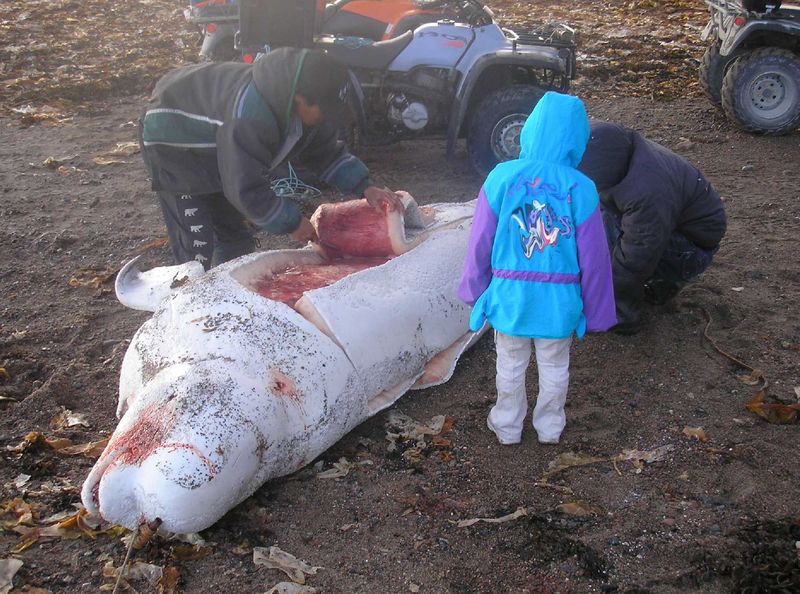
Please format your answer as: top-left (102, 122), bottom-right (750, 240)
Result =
top-left (488, 332), bottom-right (571, 444)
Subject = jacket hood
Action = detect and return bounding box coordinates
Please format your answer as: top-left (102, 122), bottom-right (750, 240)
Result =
top-left (518, 92), bottom-right (590, 168)
top-left (577, 121), bottom-right (635, 192)
top-left (252, 47), bottom-right (308, 135)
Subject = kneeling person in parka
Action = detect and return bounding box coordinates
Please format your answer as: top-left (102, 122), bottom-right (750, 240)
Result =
top-left (577, 122), bottom-right (727, 334)
top-left (139, 47), bottom-right (403, 269)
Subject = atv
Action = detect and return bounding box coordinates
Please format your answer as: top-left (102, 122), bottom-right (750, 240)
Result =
top-left (186, 0), bottom-right (459, 62)
top-left (699, 0), bottom-right (800, 134)
top-left (238, 0), bottom-right (577, 174)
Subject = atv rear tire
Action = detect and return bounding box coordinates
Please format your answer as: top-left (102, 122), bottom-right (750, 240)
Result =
top-left (699, 43), bottom-right (742, 107)
top-left (721, 46), bottom-right (800, 135)
top-left (468, 85), bottom-right (547, 175)
top-left (203, 34), bottom-right (238, 62)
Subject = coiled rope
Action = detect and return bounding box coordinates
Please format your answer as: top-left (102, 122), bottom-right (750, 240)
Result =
top-left (270, 162), bottom-right (321, 200)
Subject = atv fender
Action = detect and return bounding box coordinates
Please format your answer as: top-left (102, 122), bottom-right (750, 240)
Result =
top-left (721, 18), bottom-right (800, 55)
top-left (445, 51), bottom-right (565, 157)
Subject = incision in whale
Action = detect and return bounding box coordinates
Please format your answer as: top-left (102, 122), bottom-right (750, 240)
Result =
top-left (231, 192), bottom-right (444, 344)
top-left (242, 191), bottom-right (434, 307)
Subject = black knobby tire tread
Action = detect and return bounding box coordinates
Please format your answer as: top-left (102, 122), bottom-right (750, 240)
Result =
top-left (721, 46), bottom-right (800, 135)
top-left (467, 84), bottom-right (547, 175)
top-left (208, 44), bottom-right (238, 62)
top-left (699, 43), bottom-right (727, 107)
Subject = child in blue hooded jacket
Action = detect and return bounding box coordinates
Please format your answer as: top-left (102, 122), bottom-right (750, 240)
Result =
top-left (458, 92), bottom-right (616, 445)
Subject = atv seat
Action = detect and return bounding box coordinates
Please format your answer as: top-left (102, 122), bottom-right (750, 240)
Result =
top-left (315, 31), bottom-right (413, 70)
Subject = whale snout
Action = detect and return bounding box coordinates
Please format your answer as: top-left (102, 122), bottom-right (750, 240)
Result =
top-left (82, 413), bottom-right (263, 533)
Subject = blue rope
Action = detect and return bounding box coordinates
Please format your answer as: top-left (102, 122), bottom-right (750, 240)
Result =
top-left (270, 162), bottom-right (321, 200)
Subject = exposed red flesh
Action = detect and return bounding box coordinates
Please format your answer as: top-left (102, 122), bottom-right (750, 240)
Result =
top-left (314, 199), bottom-right (394, 257)
top-left (255, 257), bottom-right (389, 305)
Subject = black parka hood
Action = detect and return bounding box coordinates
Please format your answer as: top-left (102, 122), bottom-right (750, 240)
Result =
top-left (252, 47), bottom-right (307, 136)
top-left (578, 121), bottom-right (635, 192)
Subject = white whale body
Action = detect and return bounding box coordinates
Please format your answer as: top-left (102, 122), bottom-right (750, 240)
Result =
top-left (81, 197), bottom-right (479, 533)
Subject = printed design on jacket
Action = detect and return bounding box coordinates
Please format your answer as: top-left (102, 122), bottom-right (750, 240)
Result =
top-left (509, 178), bottom-right (574, 258)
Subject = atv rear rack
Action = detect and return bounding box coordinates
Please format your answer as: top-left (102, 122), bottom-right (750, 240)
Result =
top-left (511, 26), bottom-right (578, 83)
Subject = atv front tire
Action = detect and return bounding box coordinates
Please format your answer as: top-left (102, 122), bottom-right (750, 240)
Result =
top-left (721, 47), bottom-right (800, 135)
top-left (699, 43), bottom-right (742, 107)
top-left (468, 85), bottom-right (547, 175)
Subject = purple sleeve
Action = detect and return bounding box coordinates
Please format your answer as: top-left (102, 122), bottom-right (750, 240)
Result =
top-left (576, 206), bottom-right (617, 332)
top-left (458, 188), bottom-right (497, 306)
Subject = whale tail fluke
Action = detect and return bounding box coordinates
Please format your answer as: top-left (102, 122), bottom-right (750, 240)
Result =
top-left (115, 255), bottom-right (205, 312)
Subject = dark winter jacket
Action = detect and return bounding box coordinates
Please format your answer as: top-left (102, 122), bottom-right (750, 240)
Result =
top-left (577, 122), bottom-right (726, 310)
top-left (139, 48), bottom-right (370, 234)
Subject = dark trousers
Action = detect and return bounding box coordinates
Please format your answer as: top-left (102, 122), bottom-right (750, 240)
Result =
top-left (157, 191), bottom-right (256, 270)
top-left (603, 210), bottom-right (718, 291)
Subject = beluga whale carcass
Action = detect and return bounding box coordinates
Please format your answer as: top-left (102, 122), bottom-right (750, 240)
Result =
top-left (81, 193), bottom-right (479, 533)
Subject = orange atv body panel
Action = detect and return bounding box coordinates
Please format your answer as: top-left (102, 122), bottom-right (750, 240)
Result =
top-left (339, 0), bottom-right (450, 39)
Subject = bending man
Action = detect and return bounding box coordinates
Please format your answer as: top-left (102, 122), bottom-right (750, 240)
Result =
top-left (139, 47), bottom-right (402, 269)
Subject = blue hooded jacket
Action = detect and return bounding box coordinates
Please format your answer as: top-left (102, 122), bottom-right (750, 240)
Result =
top-left (458, 92), bottom-right (616, 339)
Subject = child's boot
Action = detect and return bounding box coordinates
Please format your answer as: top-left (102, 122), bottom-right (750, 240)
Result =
top-left (489, 333), bottom-right (532, 445)
top-left (531, 337), bottom-right (571, 444)
top-left (487, 391), bottom-right (527, 445)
